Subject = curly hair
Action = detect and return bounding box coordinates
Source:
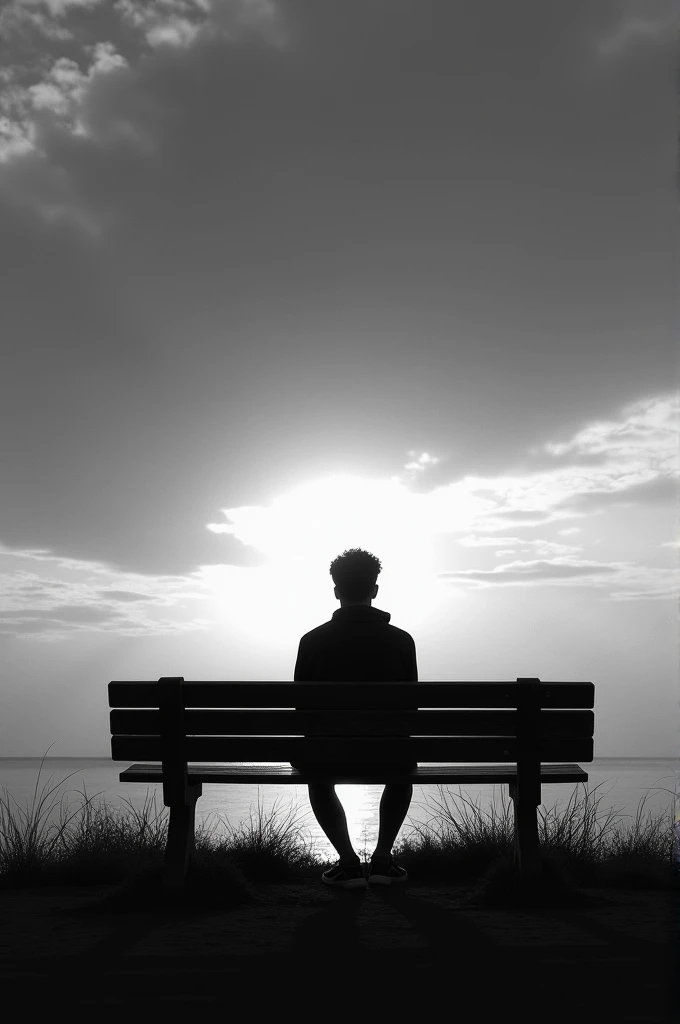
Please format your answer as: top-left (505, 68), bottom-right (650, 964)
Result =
top-left (329, 547), bottom-right (382, 602)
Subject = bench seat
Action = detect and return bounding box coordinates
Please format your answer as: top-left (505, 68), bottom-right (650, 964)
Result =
top-left (120, 762), bottom-right (589, 785)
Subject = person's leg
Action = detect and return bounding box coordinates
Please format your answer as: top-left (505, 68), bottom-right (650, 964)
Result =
top-left (307, 783), bottom-right (359, 863)
top-left (373, 784), bottom-right (413, 859)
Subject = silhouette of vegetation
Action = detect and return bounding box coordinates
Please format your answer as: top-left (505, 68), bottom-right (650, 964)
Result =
top-left (0, 753), bottom-right (676, 910)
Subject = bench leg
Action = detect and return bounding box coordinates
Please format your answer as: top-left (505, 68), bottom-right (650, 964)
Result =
top-left (162, 783), bottom-right (201, 890)
top-left (508, 783), bottom-right (542, 879)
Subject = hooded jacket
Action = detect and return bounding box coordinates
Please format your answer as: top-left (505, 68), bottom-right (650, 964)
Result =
top-left (293, 604), bottom-right (418, 684)
top-left (291, 604), bottom-right (418, 771)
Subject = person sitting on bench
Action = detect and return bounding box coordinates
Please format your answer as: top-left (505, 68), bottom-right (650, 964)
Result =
top-left (290, 547), bottom-right (417, 889)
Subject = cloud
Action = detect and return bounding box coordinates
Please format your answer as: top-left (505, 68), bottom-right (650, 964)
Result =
top-left (203, 391), bottom-right (678, 605)
top-left (403, 450), bottom-right (441, 473)
top-left (0, 604), bottom-right (123, 622)
top-left (540, 393), bottom-right (678, 461)
top-left (0, 7), bottom-right (74, 41)
top-left (379, 403), bottom-right (675, 539)
top-left (607, 582), bottom-right (679, 601)
top-left (437, 557), bottom-right (678, 601)
top-left (593, 1), bottom-right (677, 62)
top-left (556, 474), bottom-right (678, 513)
top-left (114, 0), bottom-right (202, 49)
top-left (439, 558), bottom-right (618, 585)
top-left (458, 534), bottom-right (580, 551)
top-left (0, 0), bottom-right (286, 231)
top-left (0, 545), bottom-right (215, 641)
top-left (0, 612), bottom-right (214, 641)
top-left (0, 0), bottom-right (103, 41)
top-left (458, 535), bottom-right (525, 548)
top-left (388, 394), bottom-right (677, 539)
top-left (15, 0), bottom-right (102, 14)
top-left (1, 390), bottom-right (677, 640)
top-left (0, 40), bottom-right (155, 234)
top-left (457, 535), bottom-right (583, 558)
top-left (114, 0), bottom-right (286, 50)
top-left (465, 392), bottom-right (679, 529)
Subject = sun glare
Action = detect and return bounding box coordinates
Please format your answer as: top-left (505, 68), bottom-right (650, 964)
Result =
top-left (203, 474), bottom-right (448, 646)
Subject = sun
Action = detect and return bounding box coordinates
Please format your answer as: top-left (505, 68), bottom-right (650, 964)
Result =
top-left (203, 473), bottom-right (448, 646)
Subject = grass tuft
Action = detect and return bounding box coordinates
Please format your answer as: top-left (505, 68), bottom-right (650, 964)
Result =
top-left (197, 791), bottom-right (325, 882)
top-left (1, 753), bottom-right (676, 910)
top-left (388, 779), bottom-right (677, 895)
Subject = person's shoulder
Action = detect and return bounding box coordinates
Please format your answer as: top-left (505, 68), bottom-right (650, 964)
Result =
top-left (299, 617), bottom-right (415, 646)
top-left (386, 623), bottom-right (416, 646)
top-left (298, 621), bottom-right (331, 644)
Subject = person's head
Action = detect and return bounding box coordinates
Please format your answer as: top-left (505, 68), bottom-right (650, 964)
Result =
top-left (329, 547), bottom-right (382, 607)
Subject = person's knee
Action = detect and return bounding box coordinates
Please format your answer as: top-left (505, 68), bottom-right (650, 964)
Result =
top-left (384, 783), bottom-right (412, 794)
top-left (308, 782), bottom-right (335, 798)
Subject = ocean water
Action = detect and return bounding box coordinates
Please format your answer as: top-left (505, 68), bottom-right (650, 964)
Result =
top-left (0, 758), bottom-right (677, 864)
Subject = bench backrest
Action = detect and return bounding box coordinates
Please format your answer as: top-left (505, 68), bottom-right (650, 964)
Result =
top-left (109, 677), bottom-right (594, 766)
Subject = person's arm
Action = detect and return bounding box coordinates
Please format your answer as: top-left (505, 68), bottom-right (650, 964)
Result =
top-left (406, 636), bottom-right (418, 719)
top-left (291, 639), bottom-right (314, 764)
top-left (293, 638), bottom-right (315, 714)
top-left (403, 637), bottom-right (418, 756)
top-left (405, 636), bottom-right (418, 683)
top-left (294, 638), bottom-right (313, 683)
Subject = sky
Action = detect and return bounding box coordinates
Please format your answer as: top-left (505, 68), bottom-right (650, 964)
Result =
top-left (0, 0), bottom-right (678, 758)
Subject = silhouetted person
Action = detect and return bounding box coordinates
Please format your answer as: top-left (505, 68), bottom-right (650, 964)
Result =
top-left (291, 547), bottom-right (417, 888)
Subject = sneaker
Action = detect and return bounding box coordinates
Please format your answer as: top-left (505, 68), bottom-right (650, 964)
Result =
top-left (368, 855), bottom-right (408, 885)
top-left (321, 859), bottom-right (368, 889)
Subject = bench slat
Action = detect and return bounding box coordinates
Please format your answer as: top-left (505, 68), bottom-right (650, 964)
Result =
top-left (110, 708), bottom-right (594, 737)
top-left (111, 735), bottom-right (593, 762)
top-left (118, 762), bottom-right (590, 785)
top-left (109, 680), bottom-right (594, 709)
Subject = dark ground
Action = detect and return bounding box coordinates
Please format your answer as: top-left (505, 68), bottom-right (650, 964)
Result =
top-left (1, 879), bottom-right (677, 1021)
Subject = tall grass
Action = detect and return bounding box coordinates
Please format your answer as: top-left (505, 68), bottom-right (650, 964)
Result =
top-left (394, 779), bottom-right (676, 889)
top-left (0, 754), bottom-right (676, 898)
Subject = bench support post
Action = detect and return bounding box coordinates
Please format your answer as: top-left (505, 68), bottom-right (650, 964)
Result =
top-left (163, 782), bottom-right (202, 889)
top-left (510, 677), bottom-right (542, 879)
top-left (159, 676), bottom-right (202, 889)
top-left (508, 780), bottom-right (541, 878)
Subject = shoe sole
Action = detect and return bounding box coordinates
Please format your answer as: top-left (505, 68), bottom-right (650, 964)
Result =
top-left (368, 871), bottom-right (408, 886)
top-left (322, 875), bottom-right (368, 889)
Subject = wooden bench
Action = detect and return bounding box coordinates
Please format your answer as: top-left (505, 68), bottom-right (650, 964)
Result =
top-left (109, 676), bottom-right (594, 888)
